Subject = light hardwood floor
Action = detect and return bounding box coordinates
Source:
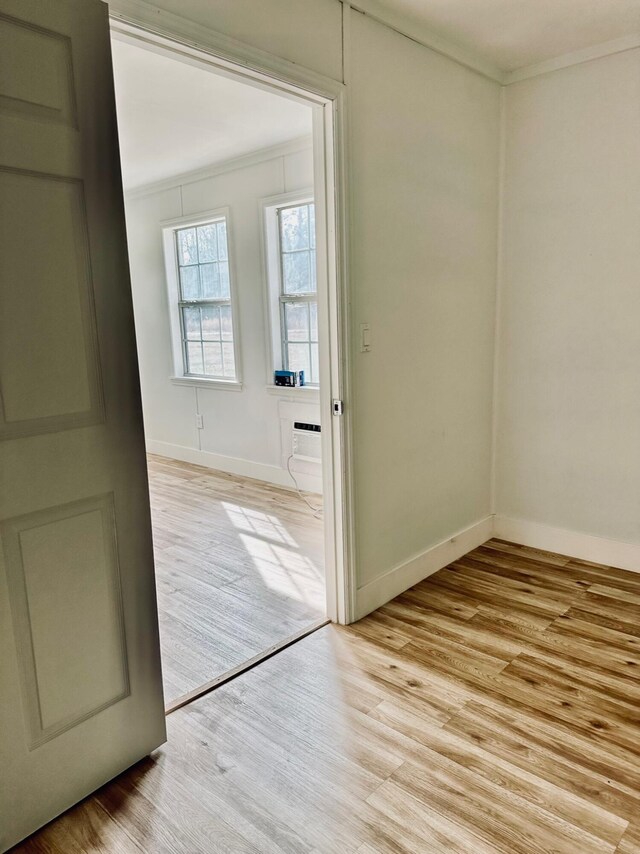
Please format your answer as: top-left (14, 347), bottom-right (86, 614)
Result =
top-left (14, 540), bottom-right (640, 853)
top-left (147, 455), bottom-right (325, 703)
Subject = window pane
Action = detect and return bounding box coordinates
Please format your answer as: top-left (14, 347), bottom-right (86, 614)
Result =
top-left (186, 341), bottom-right (204, 374)
top-left (179, 265), bottom-right (200, 300)
top-left (311, 342), bottom-right (319, 384)
top-left (222, 343), bottom-right (236, 378)
top-left (201, 306), bottom-right (220, 341)
top-left (310, 301), bottom-right (318, 342)
top-left (283, 251), bottom-right (311, 294)
top-left (173, 218), bottom-right (235, 379)
top-left (200, 263), bottom-right (220, 299)
top-left (220, 305), bottom-right (233, 341)
top-left (182, 306), bottom-right (201, 339)
top-left (287, 342), bottom-right (311, 379)
top-left (310, 249), bottom-right (317, 289)
top-left (177, 228), bottom-right (198, 265)
top-left (216, 221), bottom-right (228, 260)
top-left (280, 205), bottom-right (309, 251)
top-left (197, 224), bottom-right (217, 262)
top-left (202, 342), bottom-right (223, 376)
top-left (284, 302), bottom-right (309, 342)
top-left (219, 262), bottom-right (230, 299)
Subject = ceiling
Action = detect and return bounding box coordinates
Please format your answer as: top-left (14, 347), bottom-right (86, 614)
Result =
top-left (111, 39), bottom-right (313, 190)
top-left (369, 0), bottom-right (640, 72)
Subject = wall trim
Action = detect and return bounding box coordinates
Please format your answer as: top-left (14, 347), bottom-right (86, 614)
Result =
top-left (109, 0), bottom-right (640, 92)
top-left (354, 516), bottom-right (494, 620)
top-left (349, 0), bottom-right (504, 83)
top-left (355, 514), bottom-right (640, 623)
top-left (125, 136), bottom-right (313, 199)
top-left (146, 440), bottom-right (323, 495)
top-left (494, 516), bottom-right (640, 574)
top-left (504, 33), bottom-right (640, 85)
top-left (108, 0), bottom-right (505, 84)
top-left (108, 0), bottom-right (346, 99)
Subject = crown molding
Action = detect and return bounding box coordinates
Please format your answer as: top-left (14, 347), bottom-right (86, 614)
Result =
top-left (349, 0), bottom-right (506, 83)
top-left (108, 0), bottom-right (640, 94)
top-left (124, 135), bottom-right (313, 199)
top-left (505, 32), bottom-right (640, 84)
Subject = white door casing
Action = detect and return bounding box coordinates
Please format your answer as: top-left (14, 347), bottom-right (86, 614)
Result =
top-left (109, 13), bottom-right (355, 626)
top-left (0, 1), bottom-right (166, 850)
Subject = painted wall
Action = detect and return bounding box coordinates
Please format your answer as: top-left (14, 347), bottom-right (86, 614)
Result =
top-left (349, 11), bottom-right (500, 589)
top-left (124, 144), bottom-right (324, 493)
top-left (496, 49), bottom-right (640, 544)
top-left (147, 0), bottom-right (343, 83)
top-left (117, 0), bottom-right (502, 614)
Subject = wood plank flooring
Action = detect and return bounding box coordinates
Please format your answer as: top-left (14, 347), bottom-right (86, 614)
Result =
top-left (147, 455), bottom-right (325, 704)
top-left (14, 539), bottom-right (640, 853)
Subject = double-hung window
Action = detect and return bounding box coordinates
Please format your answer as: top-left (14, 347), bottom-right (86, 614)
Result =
top-left (165, 212), bottom-right (239, 382)
top-left (277, 202), bottom-right (318, 385)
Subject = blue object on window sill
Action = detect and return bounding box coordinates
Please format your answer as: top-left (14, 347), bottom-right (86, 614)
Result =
top-left (274, 370), bottom-right (305, 387)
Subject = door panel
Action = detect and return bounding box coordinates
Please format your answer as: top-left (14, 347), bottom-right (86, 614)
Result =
top-left (0, 1), bottom-right (166, 850)
top-left (0, 168), bottom-right (104, 436)
top-left (2, 495), bottom-right (129, 747)
top-left (0, 14), bottom-right (77, 128)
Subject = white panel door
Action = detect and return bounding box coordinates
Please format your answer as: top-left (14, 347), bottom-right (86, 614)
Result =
top-left (0, 1), bottom-right (166, 849)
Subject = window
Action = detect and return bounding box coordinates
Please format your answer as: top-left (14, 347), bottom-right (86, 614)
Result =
top-left (171, 216), bottom-right (237, 381)
top-left (277, 202), bottom-right (318, 385)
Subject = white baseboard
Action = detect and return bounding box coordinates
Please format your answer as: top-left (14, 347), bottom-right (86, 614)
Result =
top-left (146, 440), bottom-right (323, 495)
top-left (354, 516), bottom-right (494, 620)
top-left (494, 516), bottom-right (640, 575)
top-left (353, 514), bottom-right (640, 623)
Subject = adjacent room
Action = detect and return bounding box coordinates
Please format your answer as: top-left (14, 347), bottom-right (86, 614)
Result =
top-left (111, 36), bottom-right (327, 705)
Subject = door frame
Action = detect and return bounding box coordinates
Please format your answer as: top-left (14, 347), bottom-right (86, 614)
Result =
top-left (108, 6), bottom-right (356, 625)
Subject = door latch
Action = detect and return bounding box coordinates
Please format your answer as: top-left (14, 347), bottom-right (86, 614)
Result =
top-left (332, 399), bottom-right (344, 416)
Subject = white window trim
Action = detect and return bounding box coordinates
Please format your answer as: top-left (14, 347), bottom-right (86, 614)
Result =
top-left (265, 383), bottom-right (319, 399)
top-left (260, 189), bottom-right (318, 390)
top-left (161, 206), bottom-right (242, 387)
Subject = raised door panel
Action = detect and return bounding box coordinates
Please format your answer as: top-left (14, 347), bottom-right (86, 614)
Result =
top-left (0, 13), bottom-right (77, 128)
top-left (0, 168), bottom-right (103, 437)
top-left (2, 495), bottom-right (129, 748)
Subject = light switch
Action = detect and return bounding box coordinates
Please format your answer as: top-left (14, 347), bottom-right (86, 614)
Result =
top-left (360, 323), bottom-right (371, 352)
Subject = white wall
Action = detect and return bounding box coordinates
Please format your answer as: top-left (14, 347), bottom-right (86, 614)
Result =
top-left (496, 49), bottom-right (640, 548)
top-left (147, 0), bottom-right (343, 83)
top-left (124, 144), bottom-right (323, 493)
top-left (349, 11), bottom-right (501, 599)
top-left (116, 0), bottom-right (502, 616)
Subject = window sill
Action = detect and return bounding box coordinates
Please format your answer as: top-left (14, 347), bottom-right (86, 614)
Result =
top-left (265, 384), bottom-right (320, 400)
top-left (170, 376), bottom-right (243, 391)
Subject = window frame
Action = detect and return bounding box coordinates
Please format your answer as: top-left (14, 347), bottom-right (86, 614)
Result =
top-left (262, 191), bottom-right (319, 389)
top-left (161, 207), bottom-right (242, 389)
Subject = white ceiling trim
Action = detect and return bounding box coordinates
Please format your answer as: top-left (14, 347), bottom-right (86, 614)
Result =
top-left (349, 0), bottom-right (506, 83)
top-left (504, 32), bottom-right (640, 84)
top-left (125, 135), bottom-right (313, 200)
top-left (108, 0), bottom-right (640, 90)
top-left (351, 0), bottom-right (640, 87)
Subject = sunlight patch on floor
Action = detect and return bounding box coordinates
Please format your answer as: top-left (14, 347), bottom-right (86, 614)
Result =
top-left (238, 531), bottom-right (324, 605)
top-left (222, 500), bottom-right (299, 547)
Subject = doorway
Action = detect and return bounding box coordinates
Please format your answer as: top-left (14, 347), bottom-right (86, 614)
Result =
top-left (109, 23), bottom-right (349, 708)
